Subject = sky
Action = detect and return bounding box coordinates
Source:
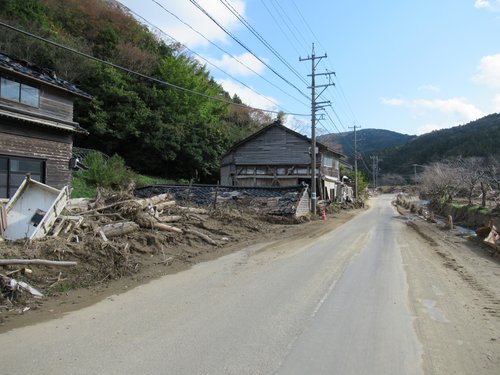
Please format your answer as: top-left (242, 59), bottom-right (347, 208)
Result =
top-left (118, 0), bottom-right (500, 137)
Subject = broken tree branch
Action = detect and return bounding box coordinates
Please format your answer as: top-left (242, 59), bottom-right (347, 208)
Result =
top-left (184, 229), bottom-right (217, 245)
top-left (99, 221), bottom-right (139, 238)
top-left (0, 259), bottom-right (77, 267)
top-left (159, 215), bottom-right (183, 223)
top-left (153, 222), bottom-right (183, 233)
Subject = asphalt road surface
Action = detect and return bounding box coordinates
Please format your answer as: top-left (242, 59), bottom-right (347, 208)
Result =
top-left (1, 195), bottom-right (499, 374)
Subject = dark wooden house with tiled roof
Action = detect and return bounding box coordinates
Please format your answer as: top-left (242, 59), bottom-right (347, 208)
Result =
top-left (0, 52), bottom-right (91, 199)
top-left (220, 121), bottom-right (349, 201)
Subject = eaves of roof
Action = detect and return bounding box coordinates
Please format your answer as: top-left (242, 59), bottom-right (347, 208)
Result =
top-left (0, 107), bottom-right (88, 134)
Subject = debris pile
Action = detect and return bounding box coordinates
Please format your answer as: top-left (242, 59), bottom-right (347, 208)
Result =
top-left (0, 189), bottom-right (275, 314)
top-left (135, 184), bottom-right (309, 216)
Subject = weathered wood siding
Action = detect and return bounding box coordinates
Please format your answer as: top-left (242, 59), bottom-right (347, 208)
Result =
top-left (38, 86), bottom-right (74, 121)
top-left (0, 121), bottom-right (73, 189)
top-left (233, 127), bottom-right (310, 165)
top-left (0, 82), bottom-right (74, 123)
top-left (220, 165), bottom-right (232, 185)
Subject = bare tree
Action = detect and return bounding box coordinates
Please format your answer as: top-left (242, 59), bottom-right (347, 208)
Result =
top-left (379, 173), bottom-right (407, 186)
top-left (417, 161), bottom-right (462, 203)
top-left (483, 156), bottom-right (500, 207)
top-left (454, 157), bottom-right (486, 205)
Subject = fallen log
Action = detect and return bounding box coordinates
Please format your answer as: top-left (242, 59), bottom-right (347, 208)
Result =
top-left (159, 215), bottom-right (182, 223)
top-left (184, 228), bottom-right (217, 245)
top-left (99, 221), bottom-right (139, 238)
top-left (0, 259), bottom-right (77, 267)
top-left (153, 222), bottom-right (183, 233)
top-left (177, 206), bottom-right (208, 214)
top-left (186, 213), bottom-right (206, 222)
top-left (155, 201), bottom-right (177, 210)
top-left (79, 199), bottom-right (137, 215)
top-left (137, 193), bottom-right (173, 208)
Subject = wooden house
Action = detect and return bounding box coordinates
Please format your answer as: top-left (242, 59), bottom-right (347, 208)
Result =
top-left (220, 121), bottom-right (348, 201)
top-left (0, 52), bottom-right (91, 199)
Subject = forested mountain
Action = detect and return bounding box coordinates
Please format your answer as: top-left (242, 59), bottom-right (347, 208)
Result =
top-left (319, 114), bottom-right (499, 180)
top-left (318, 129), bottom-right (415, 158)
top-left (378, 113), bottom-right (500, 176)
top-left (0, 0), bottom-right (270, 182)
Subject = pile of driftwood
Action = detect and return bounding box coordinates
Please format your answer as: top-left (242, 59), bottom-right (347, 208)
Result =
top-left (63, 192), bottom-right (219, 246)
top-left (0, 191), bottom-right (227, 310)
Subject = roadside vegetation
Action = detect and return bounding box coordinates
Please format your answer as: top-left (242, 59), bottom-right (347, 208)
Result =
top-left (70, 151), bottom-right (172, 198)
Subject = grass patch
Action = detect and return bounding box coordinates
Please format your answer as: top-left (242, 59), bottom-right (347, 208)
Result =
top-left (71, 171), bottom-right (95, 198)
top-left (71, 171), bottom-right (175, 198)
top-left (135, 174), bottom-right (174, 187)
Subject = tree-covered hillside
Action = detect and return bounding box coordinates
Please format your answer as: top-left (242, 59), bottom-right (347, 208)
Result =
top-left (378, 113), bottom-right (500, 176)
top-left (0, 0), bottom-right (271, 182)
top-left (318, 129), bottom-right (416, 160)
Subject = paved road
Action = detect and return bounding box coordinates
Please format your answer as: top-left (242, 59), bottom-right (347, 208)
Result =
top-left (2, 195), bottom-right (496, 374)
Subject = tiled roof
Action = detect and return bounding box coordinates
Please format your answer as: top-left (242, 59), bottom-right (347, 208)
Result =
top-left (0, 52), bottom-right (91, 99)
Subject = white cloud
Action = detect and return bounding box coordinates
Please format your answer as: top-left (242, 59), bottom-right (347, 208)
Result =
top-left (207, 52), bottom-right (267, 77)
top-left (416, 123), bottom-right (452, 135)
top-left (381, 98), bottom-right (405, 106)
top-left (474, 0), bottom-right (500, 11)
top-left (413, 98), bottom-right (485, 120)
top-left (382, 96), bottom-right (486, 128)
top-left (493, 94), bottom-right (500, 112)
top-left (473, 54), bottom-right (500, 88)
top-left (121, 0), bottom-right (246, 48)
top-left (475, 0), bottom-right (491, 8)
top-left (418, 84), bottom-right (440, 92)
top-left (217, 78), bottom-right (278, 111)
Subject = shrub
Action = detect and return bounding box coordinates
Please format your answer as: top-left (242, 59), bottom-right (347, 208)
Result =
top-left (81, 151), bottom-right (133, 189)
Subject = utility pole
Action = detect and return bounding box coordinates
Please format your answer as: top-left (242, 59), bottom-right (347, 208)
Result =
top-left (349, 124), bottom-right (360, 199)
top-left (370, 155), bottom-right (377, 190)
top-left (370, 155), bottom-right (382, 189)
top-left (300, 43), bottom-right (334, 216)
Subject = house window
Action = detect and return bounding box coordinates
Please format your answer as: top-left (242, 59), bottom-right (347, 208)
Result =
top-left (0, 156), bottom-right (45, 198)
top-left (323, 155), bottom-right (333, 168)
top-left (0, 76), bottom-right (40, 107)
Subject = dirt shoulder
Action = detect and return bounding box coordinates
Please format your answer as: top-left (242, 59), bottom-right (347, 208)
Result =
top-left (395, 202), bottom-right (500, 374)
top-left (0, 201), bottom-right (361, 333)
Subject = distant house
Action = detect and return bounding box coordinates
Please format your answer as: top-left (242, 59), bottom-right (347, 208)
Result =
top-left (220, 121), bottom-right (350, 201)
top-left (0, 52), bottom-right (91, 199)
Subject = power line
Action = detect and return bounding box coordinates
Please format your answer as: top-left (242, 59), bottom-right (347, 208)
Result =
top-left (219, 0), bottom-right (308, 86)
top-left (188, 0), bottom-right (310, 101)
top-left (149, 0), bottom-right (309, 108)
top-left (118, 2), bottom-right (295, 114)
top-left (269, 0), bottom-right (309, 53)
top-left (258, 0), bottom-right (304, 57)
top-left (0, 21), bottom-right (309, 117)
top-left (290, 0), bottom-right (325, 53)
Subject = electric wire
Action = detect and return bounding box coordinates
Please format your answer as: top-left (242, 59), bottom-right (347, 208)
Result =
top-left (218, 0), bottom-right (308, 87)
top-left (0, 21), bottom-right (310, 116)
top-left (187, 0), bottom-right (310, 101)
top-left (290, 0), bottom-right (326, 53)
top-left (150, 0), bottom-right (309, 107)
top-left (270, 0), bottom-right (310, 52)
top-left (118, 2), bottom-right (294, 114)
top-left (267, 0), bottom-right (309, 53)
top-left (258, 0), bottom-right (303, 57)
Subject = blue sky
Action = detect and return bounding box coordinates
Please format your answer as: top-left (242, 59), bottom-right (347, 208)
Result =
top-left (119, 0), bottom-right (500, 136)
